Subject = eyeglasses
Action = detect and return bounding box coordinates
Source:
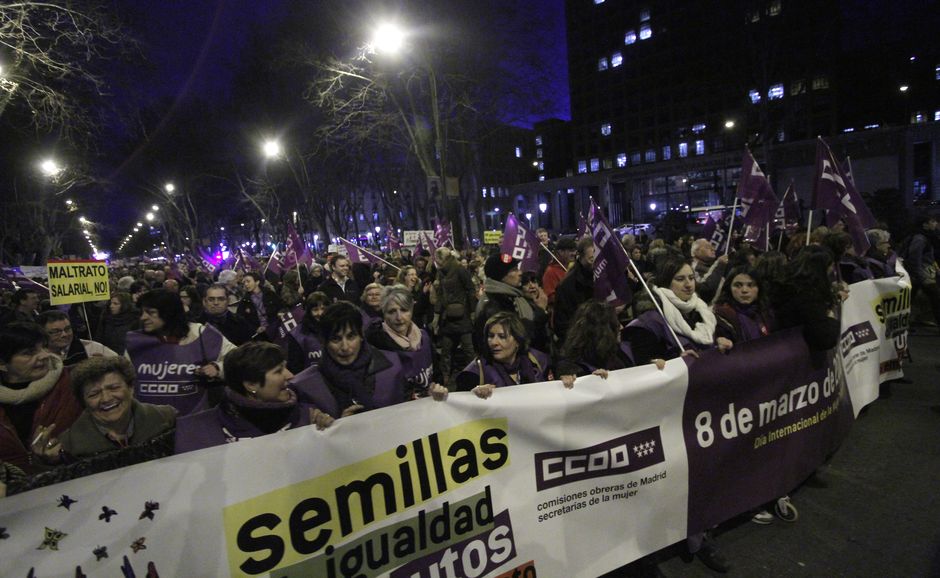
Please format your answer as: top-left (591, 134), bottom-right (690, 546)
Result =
top-left (46, 326), bottom-right (73, 337)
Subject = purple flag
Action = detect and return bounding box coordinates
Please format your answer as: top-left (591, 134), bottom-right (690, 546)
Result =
top-left (737, 150), bottom-right (778, 243)
top-left (589, 200), bottom-right (633, 307)
top-left (777, 183), bottom-right (801, 229)
top-left (387, 223), bottom-right (400, 251)
top-left (702, 211), bottom-right (733, 254)
top-left (0, 266), bottom-right (49, 296)
top-left (264, 248), bottom-right (284, 277)
top-left (434, 220), bottom-right (453, 248)
top-left (500, 213), bottom-right (540, 273)
top-left (341, 239), bottom-right (383, 265)
top-left (839, 157), bottom-right (877, 229)
top-left (196, 248), bottom-right (218, 273)
top-left (282, 223), bottom-right (312, 269)
top-left (423, 232), bottom-right (438, 261)
top-left (813, 138), bottom-right (871, 256)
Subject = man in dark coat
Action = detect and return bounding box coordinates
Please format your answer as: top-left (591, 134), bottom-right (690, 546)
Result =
top-left (200, 284), bottom-right (258, 345)
top-left (318, 255), bottom-right (361, 305)
top-left (552, 237), bottom-right (595, 343)
top-left (435, 248), bottom-right (476, 387)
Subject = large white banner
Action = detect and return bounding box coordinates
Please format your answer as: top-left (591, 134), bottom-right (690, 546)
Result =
top-left (840, 277), bottom-right (910, 415)
top-left (0, 362), bottom-right (690, 578)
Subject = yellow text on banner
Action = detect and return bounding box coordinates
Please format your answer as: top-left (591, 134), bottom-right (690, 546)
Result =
top-left (483, 230), bottom-right (504, 245)
top-left (47, 260), bottom-right (110, 305)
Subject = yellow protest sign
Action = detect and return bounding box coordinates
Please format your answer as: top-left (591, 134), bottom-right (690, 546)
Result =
top-left (483, 230), bottom-right (504, 245)
top-left (47, 260), bottom-right (110, 305)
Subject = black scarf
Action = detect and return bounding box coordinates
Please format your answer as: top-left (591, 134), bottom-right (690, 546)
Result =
top-left (223, 388), bottom-right (298, 435)
top-left (492, 351), bottom-right (541, 386)
top-left (319, 344), bottom-right (374, 409)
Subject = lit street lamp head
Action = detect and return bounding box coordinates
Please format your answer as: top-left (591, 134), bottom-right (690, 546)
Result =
top-left (145, 212), bottom-right (155, 222)
top-left (39, 158), bottom-right (63, 178)
top-left (262, 140), bottom-right (282, 159)
top-left (369, 23), bottom-right (405, 55)
top-left (164, 183), bottom-right (176, 193)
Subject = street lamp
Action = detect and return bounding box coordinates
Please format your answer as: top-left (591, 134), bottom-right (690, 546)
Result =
top-left (39, 158), bottom-right (63, 178)
top-left (724, 120), bottom-right (736, 129)
top-left (151, 204), bottom-right (160, 211)
top-left (262, 139), bottom-right (281, 159)
top-left (899, 85), bottom-right (909, 93)
top-left (145, 212), bottom-right (155, 222)
top-left (369, 23), bottom-right (405, 55)
top-left (164, 183), bottom-right (176, 194)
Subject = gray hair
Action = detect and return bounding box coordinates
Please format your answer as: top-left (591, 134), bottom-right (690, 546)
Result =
top-left (218, 269), bottom-right (237, 284)
top-left (866, 229), bottom-right (890, 246)
top-left (380, 284), bottom-right (414, 313)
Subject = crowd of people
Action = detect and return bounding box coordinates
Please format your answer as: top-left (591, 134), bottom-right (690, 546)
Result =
top-left (0, 214), bottom-right (932, 574)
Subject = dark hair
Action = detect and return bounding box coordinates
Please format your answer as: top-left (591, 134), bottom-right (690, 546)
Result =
top-left (38, 309), bottom-right (69, 326)
top-left (108, 291), bottom-right (135, 315)
top-left (243, 271), bottom-right (262, 284)
top-left (319, 301), bottom-right (363, 341)
top-left (754, 251), bottom-right (788, 289)
top-left (304, 291), bottom-right (330, 315)
top-left (653, 255), bottom-right (692, 288)
top-left (821, 230), bottom-right (852, 259)
top-left (222, 341), bottom-right (286, 394)
top-left (561, 300), bottom-right (620, 366)
top-left (0, 322), bottom-right (48, 362)
top-left (204, 283), bottom-right (229, 297)
top-left (70, 356), bottom-right (137, 407)
top-left (12, 289), bottom-right (38, 305)
top-left (136, 289), bottom-right (189, 338)
top-left (329, 254), bottom-right (350, 268)
top-left (482, 311), bottom-right (529, 363)
top-left (576, 237), bottom-right (594, 256)
top-left (781, 245), bottom-right (837, 310)
top-left (129, 281), bottom-right (149, 295)
top-left (520, 271), bottom-right (541, 286)
top-left (715, 267), bottom-right (763, 307)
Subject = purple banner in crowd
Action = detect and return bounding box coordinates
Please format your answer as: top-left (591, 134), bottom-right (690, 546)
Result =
top-left (683, 329), bottom-right (854, 534)
top-left (737, 150), bottom-right (778, 244)
top-left (500, 214), bottom-right (540, 273)
top-left (813, 138), bottom-right (871, 256)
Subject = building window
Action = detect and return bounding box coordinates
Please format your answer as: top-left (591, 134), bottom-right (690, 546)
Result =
top-left (662, 145), bottom-right (672, 160)
top-left (695, 140), bottom-right (705, 155)
top-left (640, 9), bottom-right (651, 22)
top-left (539, 175), bottom-right (545, 181)
top-left (692, 123), bottom-right (706, 134)
top-left (598, 57), bottom-right (609, 71)
top-left (812, 75), bottom-right (829, 90)
top-left (639, 24), bottom-right (652, 40)
top-left (645, 149), bottom-right (656, 162)
top-left (625, 30), bottom-right (637, 45)
top-left (578, 160), bottom-right (588, 174)
top-left (864, 123), bottom-right (880, 129)
top-left (601, 123), bottom-right (612, 136)
top-left (791, 79), bottom-right (806, 95)
top-left (679, 142), bottom-right (688, 158)
top-left (935, 110), bottom-right (940, 122)
top-left (767, 0), bottom-right (781, 16)
top-left (538, 161), bottom-right (544, 170)
top-left (514, 146), bottom-right (521, 158)
top-left (535, 135), bottom-right (543, 146)
top-left (631, 151), bottom-right (641, 165)
top-left (776, 130), bottom-right (785, 142)
top-left (768, 84), bottom-right (784, 99)
top-left (603, 158), bottom-right (613, 169)
top-left (594, 0), bottom-right (605, 4)
top-left (749, 89), bottom-right (761, 104)
top-left (912, 112), bottom-right (926, 124)
top-left (536, 148), bottom-right (543, 158)
top-left (590, 158), bottom-right (600, 172)
top-left (936, 65), bottom-right (940, 80)
top-left (617, 153), bottom-right (628, 167)
top-left (611, 52), bottom-right (623, 67)
top-left (748, 10), bottom-right (760, 23)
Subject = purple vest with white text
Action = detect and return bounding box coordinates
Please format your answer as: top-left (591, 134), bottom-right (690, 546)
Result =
top-left (289, 325), bottom-right (323, 369)
top-left (290, 349), bottom-right (406, 418)
top-left (125, 326), bottom-right (223, 415)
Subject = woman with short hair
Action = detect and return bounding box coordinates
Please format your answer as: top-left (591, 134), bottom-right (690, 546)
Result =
top-left (365, 285), bottom-right (434, 397)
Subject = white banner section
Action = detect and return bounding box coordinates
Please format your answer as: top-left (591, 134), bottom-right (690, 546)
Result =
top-left (0, 361), bottom-right (690, 577)
top-left (840, 276), bottom-right (910, 416)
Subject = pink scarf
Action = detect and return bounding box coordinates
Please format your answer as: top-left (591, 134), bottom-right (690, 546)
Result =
top-left (383, 321), bottom-right (422, 351)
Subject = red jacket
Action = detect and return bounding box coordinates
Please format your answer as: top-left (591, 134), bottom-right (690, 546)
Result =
top-left (542, 262), bottom-right (569, 305)
top-left (0, 359), bottom-right (82, 473)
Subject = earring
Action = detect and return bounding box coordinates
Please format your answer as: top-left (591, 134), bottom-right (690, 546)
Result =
top-left (249, 390), bottom-right (257, 396)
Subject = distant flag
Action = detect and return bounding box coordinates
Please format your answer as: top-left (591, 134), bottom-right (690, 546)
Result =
top-left (702, 210), bottom-right (734, 254)
top-left (434, 219), bottom-right (453, 248)
top-left (463, 227), bottom-right (473, 250)
top-left (839, 156), bottom-right (877, 229)
top-left (415, 235), bottom-right (424, 256)
top-left (737, 149), bottom-right (778, 244)
top-left (423, 231), bottom-right (438, 261)
top-left (341, 238), bottom-right (382, 265)
top-left (774, 183), bottom-right (801, 230)
top-left (387, 223), bottom-right (400, 251)
top-left (264, 248), bottom-right (284, 278)
top-left (196, 248), bottom-right (218, 273)
top-left (589, 199), bottom-right (633, 307)
top-left (282, 223), bottom-right (312, 269)
top-left (813, 137), bottom-right (870, 255)
top-left (0, 266), bottom-right (49, 296)
top-left (500, 213), bottom-right (540, 273)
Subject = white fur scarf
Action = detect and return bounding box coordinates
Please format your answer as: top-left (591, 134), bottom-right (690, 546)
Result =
top-left (654, 287), bottom-right (716, 345)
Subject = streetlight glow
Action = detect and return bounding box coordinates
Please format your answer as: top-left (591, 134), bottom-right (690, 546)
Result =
top-left (164, 183), bottom-right (176, 193)
top-left (262, 140), bottom-right (282, 159)
top-left (151, 204), bottom-right (160, 211)
top-left (39, 158), bottom-right (62, 177)
top-left (370, 23), bottom-right (405, 54)
top-left (724, 120), bottom-right (736, 129)
top-left (145, 212), bottom-right (155, 222)
top-left (539, 203), bottom-right (548, 213)
top-left (899, 85), bottom-right (909, 92)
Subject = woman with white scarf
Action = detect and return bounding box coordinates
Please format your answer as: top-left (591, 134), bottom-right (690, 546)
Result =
top-left (623, 255), bottom-right (733, 366)
top-left (365, 285), bottom-right (435, 398)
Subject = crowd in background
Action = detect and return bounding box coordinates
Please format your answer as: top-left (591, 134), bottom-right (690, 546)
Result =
top-left (1, 212), bottom-right (937, 574)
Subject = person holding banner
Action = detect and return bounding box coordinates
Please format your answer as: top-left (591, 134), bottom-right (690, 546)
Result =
top-left (456, 312), bottom-right (551, 397)
top-left (0, 323), bottom-right (82, 473)
top-left (125, 290), bottom-right (236, 416)
top-left (623, 256), bottom-right (733, 366)
top-left (39, 310), bottom-right (118, 367)
top-left (286, 292), bottom-right (329, 373)
top-left (864, 229), bottom-right (897, 279)
top-left (291, 302), bottom-right (407, 420)
top-left (365, 285), bottom-right (434, 398)
top-left (556, 300), bottom-right (638, 388)
top-left (175, 342), bottom-right (314, 453)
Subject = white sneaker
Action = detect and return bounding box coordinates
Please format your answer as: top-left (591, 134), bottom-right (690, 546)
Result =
top-left (751, 509), bottom-right (774, 524)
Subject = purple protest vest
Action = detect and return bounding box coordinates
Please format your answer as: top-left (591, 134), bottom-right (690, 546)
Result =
top-left (458, 348), bottom-right (551, 388)
top-left (391, 329), bottom-right (434, 394)
top-left (289, 325), bottom-right (323, 369)
top-left (624, 311), bottom-right (696, 360)
top-left (174, 398), bottom-right (313, 454)
top-left (125, 325), bottom-right (224, 416)
top-left (291, 348), bottom-right (406, 419)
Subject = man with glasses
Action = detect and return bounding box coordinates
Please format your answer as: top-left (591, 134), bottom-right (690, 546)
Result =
top-left (39, 310), bottom-right (117, 367)
top-left (199, 284), bottom-right (256, 345)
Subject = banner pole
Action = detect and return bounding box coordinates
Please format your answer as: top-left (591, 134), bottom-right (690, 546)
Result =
top-left (541, 242), bottom-right (567, 269)
top-left (724, 198), bottom-right (739, 257)
top-left (338, 237), bottom-right (401, 271)
top-left (80, 302), bottom-right (93, 341)
top-left (806, 210), bottom-right (814, 246)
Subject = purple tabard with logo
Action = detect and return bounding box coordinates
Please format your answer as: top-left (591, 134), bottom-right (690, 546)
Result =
top-left (289, 326), bottom-right (323, 369)
top-left (290, 349), bottom-right (406, 418)
top-left (395, 329), bottom-right (434, 393)
top-left (125, 325), bottom-right (224, 416)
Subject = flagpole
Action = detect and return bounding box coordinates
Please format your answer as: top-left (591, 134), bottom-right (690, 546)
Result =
top-left (339, 237), bottom-right (401, 271)
top-left (263, 248), bottom-right (278, 277)
top-left (805, 210), bottom-right (813, 246)
top-left (541, 242), bottom-right (567, 269)
top-left (724, 198), bottom-right (739, 257)
top-left (776, 186), bottom-right (789, 252)
top-left (765, 222), bottom-right (770, 252)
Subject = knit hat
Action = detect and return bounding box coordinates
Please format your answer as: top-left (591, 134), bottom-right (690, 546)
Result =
top-left (484, 253), bottom-right (520, 282)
